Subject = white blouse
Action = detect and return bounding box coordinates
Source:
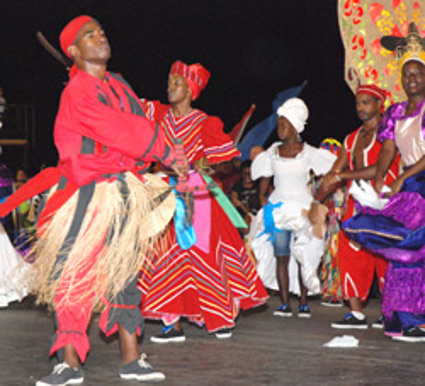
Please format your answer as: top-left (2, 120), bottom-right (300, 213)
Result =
top-left (252, 142), bottom-right (336, 207)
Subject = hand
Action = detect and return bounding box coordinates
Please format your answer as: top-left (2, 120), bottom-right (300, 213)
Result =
top-left (193, 158), bottom-right (214, 175)
top-left (232, 198), bottom-right (242, 208)
top-left (387, 177), bottom-right (404, 197)
top-left (307, 202), bottom-right (329, 240)
top-left (308, 202), bottom-right (323, 224)
top-left (321, 173), bottom-right (340, 192)
top-left (171, 160), bottom-right (189, 177)
top-left (244, 213), bottom-right (253, 226)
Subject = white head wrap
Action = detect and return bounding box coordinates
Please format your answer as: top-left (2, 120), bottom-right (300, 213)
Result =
top-left (276, 97), bottom-right (309, 134)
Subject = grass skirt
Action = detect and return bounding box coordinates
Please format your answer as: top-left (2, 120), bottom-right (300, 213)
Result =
top-left (30, 172), bottom-right (174, 312)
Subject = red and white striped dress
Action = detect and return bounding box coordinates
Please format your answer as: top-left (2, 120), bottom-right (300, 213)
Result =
top-left (138, 106), bottom-right (268, 332)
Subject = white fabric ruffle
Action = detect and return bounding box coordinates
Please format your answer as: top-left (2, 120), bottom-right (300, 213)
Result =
top-left (248, 204), bottom-right (323, 295)
top-left (0, 224), bottom-right (31, 307)
top-left (349, 180), bottom-right (390, 210)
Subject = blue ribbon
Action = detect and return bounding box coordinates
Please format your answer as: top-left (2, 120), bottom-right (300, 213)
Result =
top-left (169, 176), bottom-right (197, 250)
top-left (258, 200), bottom-right (283, 243)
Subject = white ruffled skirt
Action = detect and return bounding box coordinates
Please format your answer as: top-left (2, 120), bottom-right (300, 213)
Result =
top-left (248, 201), bottom-right (324, 295)
top-left (0, 223), bottom-right (31, 307)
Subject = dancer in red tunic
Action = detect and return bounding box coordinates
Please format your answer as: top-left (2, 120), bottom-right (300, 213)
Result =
top-left (311, 85), bottom-right (399, 330)
top-left (138, 61), bottom-right (268, 342)
top-left (0, 16), bottom-right (187, 385)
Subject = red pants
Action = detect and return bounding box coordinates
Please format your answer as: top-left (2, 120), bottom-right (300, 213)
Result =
top-left (51, 269), bottom-right (143, 363)
top-left (338, 231), bottom-right (387, 301)
top-left (44, 178), bottom-right (144, 363)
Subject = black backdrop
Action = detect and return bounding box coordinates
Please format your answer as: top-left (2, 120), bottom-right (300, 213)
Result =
top-left (0, 0), bottom-right (360, 172)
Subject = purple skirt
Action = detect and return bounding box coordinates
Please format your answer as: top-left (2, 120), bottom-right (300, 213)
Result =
top-left (343, 171), bottom-right (425, 318)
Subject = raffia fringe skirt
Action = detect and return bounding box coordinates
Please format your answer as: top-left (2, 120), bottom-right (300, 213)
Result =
top-left (29, 172), bottom-right (175, 312)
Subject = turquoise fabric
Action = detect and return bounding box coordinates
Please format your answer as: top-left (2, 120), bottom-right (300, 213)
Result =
top-left (169, 176), bottom-right (197, 250)
top-left (202, 174), bottom-right (248, 229)
top-left (258, 200), bottom-right (283, 243)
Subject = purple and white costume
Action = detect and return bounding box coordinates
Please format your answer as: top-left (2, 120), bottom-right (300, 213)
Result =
top-left (343, 100), bottom-right (425, 331)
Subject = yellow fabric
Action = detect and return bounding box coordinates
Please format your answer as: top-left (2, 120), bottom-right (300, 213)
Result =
top-left (399, 51), bottom-right (425, 82)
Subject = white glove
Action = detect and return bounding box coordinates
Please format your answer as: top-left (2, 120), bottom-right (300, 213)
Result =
top-left (349, 180), bottom-right (391, 210)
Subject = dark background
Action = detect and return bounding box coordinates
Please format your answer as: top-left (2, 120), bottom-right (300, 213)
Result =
top-left (0, 0), bottom-right (360, 173)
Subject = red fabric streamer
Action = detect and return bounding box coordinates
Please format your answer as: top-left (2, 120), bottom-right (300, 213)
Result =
top-left (0, 167), bottom-right (62, 217)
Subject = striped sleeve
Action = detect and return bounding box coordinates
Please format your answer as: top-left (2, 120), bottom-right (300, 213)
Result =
top-left (201, 116), bottom-right (240, 164)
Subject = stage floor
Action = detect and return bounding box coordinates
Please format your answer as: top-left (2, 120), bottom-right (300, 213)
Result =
top-left (1, 295), bottom-right (423, 385)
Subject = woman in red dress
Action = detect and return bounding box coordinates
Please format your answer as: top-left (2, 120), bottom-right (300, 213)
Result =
top-left (138, 61), bottom-right (268, 342)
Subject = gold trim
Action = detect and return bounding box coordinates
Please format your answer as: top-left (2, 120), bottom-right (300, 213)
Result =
top-left (344, 228), bottom-right (404, 241)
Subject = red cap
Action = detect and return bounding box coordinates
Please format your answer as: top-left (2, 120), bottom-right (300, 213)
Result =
top-left (356, 84), bottom-right (387, 103)
top-left (59, 15), bottom-right (94, 59)
top-left (170, 61), bottom-right (211, 101)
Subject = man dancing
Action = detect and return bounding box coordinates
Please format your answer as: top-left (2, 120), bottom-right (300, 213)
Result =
top-left (311, 85), bottom-right (399, 329)
top-left (0, 15), bottom-right (187, 385)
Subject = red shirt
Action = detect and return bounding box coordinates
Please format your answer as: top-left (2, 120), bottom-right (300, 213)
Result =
top-left (54, 70), bottom-right (174, 186)
top-left (344, 126), bottom-right (399, 186)
top-left (343, 126), bottom-right (400, 220)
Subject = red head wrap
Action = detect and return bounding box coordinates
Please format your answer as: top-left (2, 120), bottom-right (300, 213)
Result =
top-left (170, 61), bottom-right (211, 100)
top-left (356, 84), bottom-right (387, 113)
top-left (356, 84), bottom-right (387, 103)
top-left (59, 15), bottom-right (94, 59)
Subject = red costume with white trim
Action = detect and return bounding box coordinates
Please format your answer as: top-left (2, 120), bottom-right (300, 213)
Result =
top-left (138, 61), bottom-right (267, 333)
top-left (138, 104), bottom-right (267, 332)
top-left (339, 127), bottom-right (399, 301)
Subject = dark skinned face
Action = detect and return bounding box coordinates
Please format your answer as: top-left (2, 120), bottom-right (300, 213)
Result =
top-left (401, 60), bottom-right (425, 98)
top-left (69, 21), bottom-right (111, 65)
top-left (277, 116), bottom-right (297, 141)
top-left (241, 167), bottom-right (252, 184)
top-left (167, 74), bottom-right (191, 104)
top-left (355, 93), bottom-right (381, 123)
